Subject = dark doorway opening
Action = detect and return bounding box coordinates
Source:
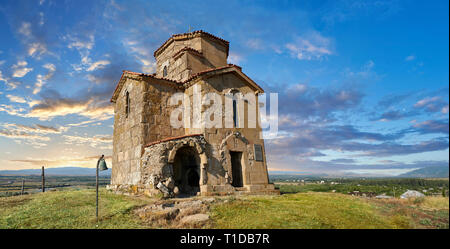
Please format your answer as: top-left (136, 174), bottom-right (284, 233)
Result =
top-left (173, 146), bottom-right (200, 196)
top-left (230, 151), bottom-right (243, 187)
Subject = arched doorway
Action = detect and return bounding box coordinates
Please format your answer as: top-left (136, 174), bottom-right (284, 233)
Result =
top-left (172, 146), bottom-right (200, 196)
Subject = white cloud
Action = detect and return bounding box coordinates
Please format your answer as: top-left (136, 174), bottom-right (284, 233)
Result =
top-left (227, 52), bottom-right (244, 64)
top-left (67, 34), bottom-right (94, 50)
top-left (442, 105), bottom-right (449, 114)
top-left (246, 38), bottom-right (264, 50)
top-left (18, 22), bottom-right (32, 37)
top-left (122, 39), bottom-right (156, 73)
top-left (414, 96), bottom-right (440, 108)
top-left (28, 42), bottom-right (48, 58)
top-left (405, 55), bottom-right (416, 61)
top-left (86, 60), bottom-right (110, 71)
top-left (39, 12), bottom-right (44, 26)
top-left (12, 60), bottom-right (33, 78)
top-left (0, 71), bottom-right (20, 90)
top-left (285, 32), bottom-right (333, 60)
top-left (6, 95), bottom-right (26, 103)
top-left (33, 63), bottom-right (56, 95)
top-left (63, 134), bottom-right (112, 149)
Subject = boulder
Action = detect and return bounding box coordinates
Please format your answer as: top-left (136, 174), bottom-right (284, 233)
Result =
top-left (180, 213), bottom-right (209, 224)
top-left (400, 190), bottom-right (425, 199)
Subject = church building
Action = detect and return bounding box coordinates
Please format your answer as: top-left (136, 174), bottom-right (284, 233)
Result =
top-left (109, 30), bottom-right (278, 196)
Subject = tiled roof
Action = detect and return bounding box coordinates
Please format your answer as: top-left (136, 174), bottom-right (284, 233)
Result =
top-left (111, 64), bottom-right (263, 102)
top-left (154, 30), bottom-right (230, 58)
top-left (145, 134), bottom-right (203, 147)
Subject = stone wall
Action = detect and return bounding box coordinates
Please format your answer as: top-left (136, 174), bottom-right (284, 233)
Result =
top-left (140, 135), bottom-right (208, 197)
top-left (111, 75), bottom-right (184, 186)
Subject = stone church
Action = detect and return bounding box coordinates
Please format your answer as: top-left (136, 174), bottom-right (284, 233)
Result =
top-left (108, 30), bottom-right (278, 197)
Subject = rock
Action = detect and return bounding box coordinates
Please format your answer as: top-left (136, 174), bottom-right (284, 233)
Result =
top-left (157, 182), bottom-right (170, 194)
top-left (176, 200), bottom-right (203, 209)
top-left (400, 190), bottom-right (425, 199)
top-left (173, 186), bottom-right (180, 196)
top-left (202, 197), bottom-right (215, 203)
top-left (180, 213), bottom-right (209, 224)
top-left (165, 177), bottom-right (175, 190)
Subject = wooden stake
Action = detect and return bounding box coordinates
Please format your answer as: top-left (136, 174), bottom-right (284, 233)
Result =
top-left (96, 159), bottom-right (99, 222)
top-left (21, 179), bottom-right (24, 195)
top-left (41, 166), bottom-right (45, 193)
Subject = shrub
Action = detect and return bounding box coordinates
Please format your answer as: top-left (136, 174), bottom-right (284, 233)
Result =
top-left (413, 197), bottom-right (425, 205)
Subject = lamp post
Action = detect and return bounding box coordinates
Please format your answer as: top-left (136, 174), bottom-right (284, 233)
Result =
top-left (96, 155), bottom-right (108, 223)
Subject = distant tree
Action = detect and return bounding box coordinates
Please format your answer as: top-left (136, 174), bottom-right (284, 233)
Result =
top-left (442, 188), bottom-right (446, 197)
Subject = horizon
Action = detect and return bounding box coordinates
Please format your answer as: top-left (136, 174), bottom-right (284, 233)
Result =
top-left (0, 0), bottom-right (448, 176)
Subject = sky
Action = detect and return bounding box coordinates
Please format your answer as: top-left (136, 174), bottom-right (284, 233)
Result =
top-left (0, 0), bottom-right (448, 177)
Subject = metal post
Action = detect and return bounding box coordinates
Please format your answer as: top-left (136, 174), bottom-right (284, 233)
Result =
top-left (96, 159), bottom-right (99, 222)
top-left (41, 166), bottom-right (45, 193)
top-left (21, 179), bottom-right (24, 195)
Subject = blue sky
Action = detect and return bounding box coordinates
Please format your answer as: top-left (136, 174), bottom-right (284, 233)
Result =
top-left (0, 0), bottom-right (448, 176)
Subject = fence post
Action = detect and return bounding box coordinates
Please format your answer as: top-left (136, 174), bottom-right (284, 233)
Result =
top-left (96, 158), bottom-right (99, 223)
top-left (21, 179), bottom-right (24, 195)
top-left (41, 166), bottom-right (45, 193)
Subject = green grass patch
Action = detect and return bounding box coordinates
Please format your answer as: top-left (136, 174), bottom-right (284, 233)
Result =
top-left (210, 192), bottom-right (396, 229)
top-left (0, 189), bottom-right (148, 229)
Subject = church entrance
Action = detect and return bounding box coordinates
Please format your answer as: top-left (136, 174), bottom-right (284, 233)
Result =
top-left (230, 151), bottom-right (243, 187)
top-left (173, 146), bottom-right (200, 195)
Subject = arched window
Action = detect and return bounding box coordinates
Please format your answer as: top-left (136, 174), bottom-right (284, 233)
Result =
top-left (163, 66), bottom-right (168, 77)
top-left (125, 91), bottom-right (130, 118)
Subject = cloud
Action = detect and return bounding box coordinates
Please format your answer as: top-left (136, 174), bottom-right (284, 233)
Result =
top-left (0, 128), bottom-right (50, 148)
top-left (33, 63), bottom-right (56, 95)
top-left (67, 34), bottom-right (95, 50)
top-left (414, 96), bottom-right (448, 112)
top-left (442, 105), bottom-right (449, 114)
top-left (374, 110), bottom-right (417, 122)
top-left (246, 38), bottom-right (265, 50)
top-left (9, 155), bottom-right (112, 168)
top-left (1, 123), bottom-right (66, 134)
top-left (28, 42), bottom-right (48, 58)
top-left (227, 52), bottom-right (244, 64)
top-left (0, 104), bottom-right (26, 116)
top-left (277, 83), bottom-right (363, 120)
top-left (285, 31), bottom-right (333, 60)
top-left (12, 60), bottom-right (33, 78)
top-left (27, 96), bottom-right (114, 121)
top-left (405, 55), bottom-right (416, 61)
top-left (86, 60), bottom-right (111, 71)
top-left (0, 71), bottom-right (20, 90)
top-left (18, 22), bottom-right (32, 37)
top-left (412, 120), bottom-right (449, 134)
top-left (6, 95), bottom-right (27, 103)
top-left (63, 134), bottom-right (112, 149)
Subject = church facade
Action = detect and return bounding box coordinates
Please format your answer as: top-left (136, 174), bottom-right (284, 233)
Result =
top-left (108, 31), bottom-right (278, 197)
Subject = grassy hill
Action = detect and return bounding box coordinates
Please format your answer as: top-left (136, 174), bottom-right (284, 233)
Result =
top-left (0, 189), bottom-right (448, 229)
top-left (399, 165), bottom-right (449, 178)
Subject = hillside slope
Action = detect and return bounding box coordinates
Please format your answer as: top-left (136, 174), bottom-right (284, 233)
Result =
top-left (0, 189), bottom-right (448, 229)
top-left (399, 166), bottom-right (449, 178)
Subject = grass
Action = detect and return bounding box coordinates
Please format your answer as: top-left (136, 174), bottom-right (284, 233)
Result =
top-left (210, 192), bottom-right (395, 229)
top-left (0, 189), bottom-right (149, 229)
top-left (0, 189), bottom-right (448, 229)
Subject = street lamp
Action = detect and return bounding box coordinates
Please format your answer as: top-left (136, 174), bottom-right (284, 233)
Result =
top-left (96, 155), bottom-right (108, 223)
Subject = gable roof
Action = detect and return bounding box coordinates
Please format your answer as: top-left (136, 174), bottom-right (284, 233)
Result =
top-left (110, 64), bottom-right (264, 103)
top-left (154, 30), bottom-right (230, 58)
